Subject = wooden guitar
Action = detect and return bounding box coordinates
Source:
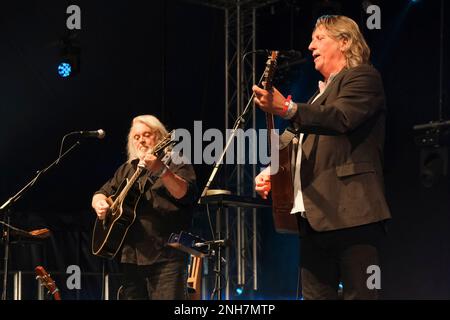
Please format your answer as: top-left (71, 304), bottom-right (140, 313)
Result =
top-left (35, 265), bottom-right (61, 300)
top-left (263, 51), bottom-right (298, 234)
top-left (91, 131), bottom-right (177, 259)
top-left (187, 255), bottom-right (202, 300)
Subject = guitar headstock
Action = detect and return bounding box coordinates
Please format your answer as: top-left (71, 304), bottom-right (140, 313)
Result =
top-left (263, 51), bottom-right (279, 91)
top-left (152, 130), bottom-right (178, 158)
top-left (35, 265), bottom-right (60, 299)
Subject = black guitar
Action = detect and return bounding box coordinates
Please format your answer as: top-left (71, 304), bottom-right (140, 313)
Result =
top-left (91, 131), bottom-right (177, 259)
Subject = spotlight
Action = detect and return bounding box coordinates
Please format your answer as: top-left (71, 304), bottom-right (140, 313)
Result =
top-left (235, 286), bottom-right (244, 296)
top-left (57, 32), bottom-right (80, 78)
top-left (57, 62), bottom-right (72, 78)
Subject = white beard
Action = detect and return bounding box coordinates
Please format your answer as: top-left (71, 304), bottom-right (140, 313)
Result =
top-left (136, 146), bottom-right (149, 160)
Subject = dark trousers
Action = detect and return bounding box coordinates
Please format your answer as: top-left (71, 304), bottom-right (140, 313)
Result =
top-left (119, 259), bottom-right (188, 300)
top-left (297, 217), bottom-right (385, 300)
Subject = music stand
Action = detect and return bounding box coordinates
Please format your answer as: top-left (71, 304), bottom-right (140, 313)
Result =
top-left (198, 192), bottom-right (271, 300)
top-left (0, 140), bottom-right (80, 300)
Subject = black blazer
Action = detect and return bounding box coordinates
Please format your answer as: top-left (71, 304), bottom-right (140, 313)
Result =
top-left (286, 64), bottom-right (391, 232)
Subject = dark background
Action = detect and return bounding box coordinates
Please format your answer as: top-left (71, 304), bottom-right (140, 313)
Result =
top-left (0, 0), bottom-right (449, 299)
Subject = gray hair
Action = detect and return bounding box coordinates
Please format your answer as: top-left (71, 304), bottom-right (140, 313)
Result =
top-left (126, 114), bottom-right (168, 162)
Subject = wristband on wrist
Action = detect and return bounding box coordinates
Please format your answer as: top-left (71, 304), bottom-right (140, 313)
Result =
top-left (284, 100), bottom-right (297, 119)
top-left (281, 95), bottom-right (292, 117)
top-left (281, 95), bottom-right (298, 119)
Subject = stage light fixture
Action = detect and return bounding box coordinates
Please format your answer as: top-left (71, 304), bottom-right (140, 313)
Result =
top-left (57, 62), bottom-right (72, 78)
top-left (57, 33), bottom-right (80, 78)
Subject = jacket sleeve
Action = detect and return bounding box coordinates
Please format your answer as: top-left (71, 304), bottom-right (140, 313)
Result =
top-left (291, 66), bottom-right (385, 135)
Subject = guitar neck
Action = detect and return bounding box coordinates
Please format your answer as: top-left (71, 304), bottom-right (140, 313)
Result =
top-left (112, 132), bottom-right (175, 206)
top-left (262, 51), bottom-right (278, 153)
top-left (114, 165), bottom-right (145, 206)
top-left (52, 289), bottom-right (62, 300)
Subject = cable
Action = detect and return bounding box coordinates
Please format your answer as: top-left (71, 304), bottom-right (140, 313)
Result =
top-left (206, 203), bottom-right (216, 241)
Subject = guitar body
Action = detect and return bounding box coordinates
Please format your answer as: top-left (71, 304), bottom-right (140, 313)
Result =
top-left (91, 178), bottom-right (142, 259)
top-left (263, 52), bottom-right (298, 234)
top-left (271, 141), bottom-right (298, 234)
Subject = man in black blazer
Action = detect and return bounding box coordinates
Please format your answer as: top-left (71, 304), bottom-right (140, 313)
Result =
top-left (253, 15), bottom-right (391, 299)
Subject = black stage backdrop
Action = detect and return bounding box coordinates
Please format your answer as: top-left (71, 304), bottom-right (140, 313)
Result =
top-left (0, 0), bottom-right (449, 300)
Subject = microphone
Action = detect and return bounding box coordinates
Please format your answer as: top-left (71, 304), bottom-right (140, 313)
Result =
top-left (194, 239), bottom-right (232, 248)
top-left (78, 129), bottom-right (106, 139)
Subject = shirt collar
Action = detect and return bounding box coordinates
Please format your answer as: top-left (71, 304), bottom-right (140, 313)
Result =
top-left (318, 72), bottom-right (339, 94)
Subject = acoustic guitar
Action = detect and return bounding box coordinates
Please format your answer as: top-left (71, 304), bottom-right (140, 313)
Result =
top-left (262, 51), bottom-right (298, 233)
top-left (91, 131), bottom-right (177, 258)
top-left (35, 265), bottom-right (61, 300)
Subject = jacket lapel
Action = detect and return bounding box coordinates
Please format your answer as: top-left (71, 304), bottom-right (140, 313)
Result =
top-left (301, 70), bottom-right (347, 159)
top-left (307, 90), bottom-right (320, 104)
top-left (302, 134), bottom-right (315, 160)
top-left (310, 68), bottom-right (348, 106)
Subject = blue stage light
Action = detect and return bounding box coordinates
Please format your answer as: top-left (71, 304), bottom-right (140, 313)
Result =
top-left (57, 32), bottom-right (80, 78)
top-left (58, 62), bottom-right (72, 78)
top-left (235, 286), bottom-right (244, 295)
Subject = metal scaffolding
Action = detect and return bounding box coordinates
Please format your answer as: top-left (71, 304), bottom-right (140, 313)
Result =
top-left (186, 0), bottom-right (281, 299)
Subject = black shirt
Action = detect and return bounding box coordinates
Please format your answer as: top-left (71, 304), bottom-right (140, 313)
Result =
top-left (95, 158), bottom-right (198, 265)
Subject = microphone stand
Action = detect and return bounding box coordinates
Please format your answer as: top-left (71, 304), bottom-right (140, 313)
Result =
top-left (198, 71), bottom-right (265, 200)
top-left (205, 240), bottom-right (230, 301)
top-left (194, 238), bottom-right (231, 300)
top-left (198, 65), bottom-right (266, 300)
top-left (0, 140), bottom-right (81, 300)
